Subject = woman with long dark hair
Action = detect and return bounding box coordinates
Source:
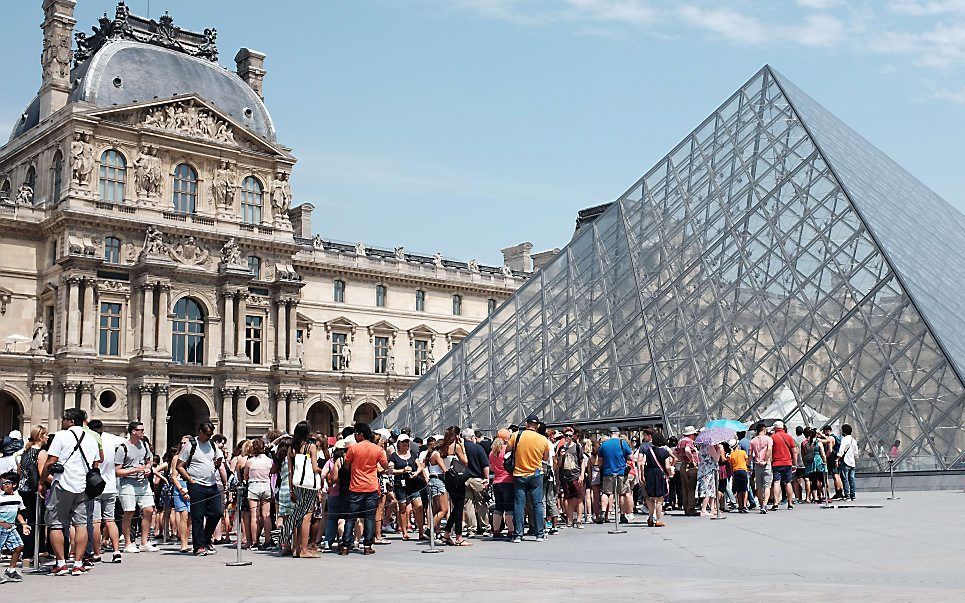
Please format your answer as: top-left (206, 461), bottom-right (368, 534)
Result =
top-left (271, 436), bottom-right (293, 554)
top-left (283, 421), bottom-right (321, 557)
top-left (440, 425), bottom-right (471, 546)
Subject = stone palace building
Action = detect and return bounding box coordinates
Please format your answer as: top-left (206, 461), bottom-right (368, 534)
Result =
top-left (0, 1), bottom-right (535, 448)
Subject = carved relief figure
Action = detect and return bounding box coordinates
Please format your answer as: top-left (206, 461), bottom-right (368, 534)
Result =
top-left (30, 320), bottom-right (48, 351)
top-left (15, 185), bottom-right (34, 205)
top-left (355, 241), bottom-right (366, 256)
top-left (467, 259), bottom-right (480, 274)
top-left (502, 264), bottom-right (513, 277)
top-left (70, 133), bottom-right (94, 186)
top-left (168, 236), bottom-right (210, 266)
top-left (271, 172), bottom-right (292, 223)
top-left (433, 253), bottom-right (444, 269)
top-left (141, 225), bottom-right (167, 256)
top-left (312, 234), bottom-right (324, 250)
top-left (42, 34), bottom-right (72, 79)
top-left (133, 145), bottom-right (163, 198)
top-left (142, 102), bottom-right (236, 144)
top-left (220, 237), bottom-right (245, 268)
top-left (211, 160), bottom-right (236, 209)
top-left (394, 246), bottom-right (406, 262)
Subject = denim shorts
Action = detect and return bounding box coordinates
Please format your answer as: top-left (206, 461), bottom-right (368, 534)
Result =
top-left (172, 481), bottom-right (190, 513)
top-left (773, 465), bottom-right (795, 484)
top-left (428, 476), bottom-right (446, 497)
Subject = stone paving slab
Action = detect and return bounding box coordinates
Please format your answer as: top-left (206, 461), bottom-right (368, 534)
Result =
top-left (3, 490), bottom-right (964, 601)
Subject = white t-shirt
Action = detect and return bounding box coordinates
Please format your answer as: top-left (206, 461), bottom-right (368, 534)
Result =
top-left (116, 438), bottom-right (151, 485)
top-left (99, 432), bottom-right (124, 494)
top-left (838, 434), bottom-right (858, 468)
top-left (0, 491), bottom-right (25, 524)
top-left (49, 426), bottom-right (102, 494)
top-left (178, 438), bottom-right (223, 486)
top-left (0, 455), bottom-right (16, 475)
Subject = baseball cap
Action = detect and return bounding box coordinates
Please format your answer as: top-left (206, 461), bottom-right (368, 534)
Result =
top-left (609, 426), bottom-right (620, 434)
top-left (525, 414), bottom-right (539, 424)
top-left (772, 420), bottom-right (785, 431)
top-left (374, 428), bottom-right (391, 440)
top-left (397, 433), bottom-right (411, 443)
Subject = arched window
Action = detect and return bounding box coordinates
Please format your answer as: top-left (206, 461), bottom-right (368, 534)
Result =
top-left (98, 150), bottom-right (126, 203)
top-left (172, 297), bottom-right (205, 365)
top-left (375, 284), bottom-right (386, 307)
top-left (52, 151), bottom-right (63, 202)
top-left (452, 294), bottom-right (462, 316)
top-left (0, 180), bottom-right (9, 200)
top-left (25, 165), bottom-right (36, 193)
top-left (104, 236), bottom-right (121, 263)
top-left (333, 279), bottom-right (345, 303)
top-left (172, 163), bottom-right (198, 214)
top-left (240, 176), bottom-right (263, 225)
top-left (415, 289), bottom-right (425, 312)
top-left (248, 255), bottom-right (261, 279)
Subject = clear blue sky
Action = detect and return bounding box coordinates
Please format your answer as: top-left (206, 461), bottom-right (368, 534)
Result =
top-left (3, 1), bottom-right (965, 265)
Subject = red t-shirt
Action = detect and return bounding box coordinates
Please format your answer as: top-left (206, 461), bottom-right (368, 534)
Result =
top-left (771, 431), bottom-right (796, 467)
top-left (344, 440), bottom-right (387, 493)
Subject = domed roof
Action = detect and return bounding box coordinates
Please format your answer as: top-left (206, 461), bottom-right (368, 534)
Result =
top-left (68, 40), bottom-right (275, 141)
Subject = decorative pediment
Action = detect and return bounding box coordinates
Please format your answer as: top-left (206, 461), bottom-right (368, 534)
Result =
top-left (324, 316), bottom-right (358, 341)
top-left (296, 312), bottom-right (314, 339)
top-left (446, 328), bottom-right (469, 348)
top-left (86, 96), bottom-right (291, 158)
top-left (367, 320), bottom-right (400, 345)
top-left (407, 323), bottom-right (438, 345)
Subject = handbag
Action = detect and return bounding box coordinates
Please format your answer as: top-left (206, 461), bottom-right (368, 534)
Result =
top-left (503, 432), bottom-right (522, 474)
top-left (446, 443), bottom-right (469, 482)
top-left (70, 431), bottom-right (107, 498)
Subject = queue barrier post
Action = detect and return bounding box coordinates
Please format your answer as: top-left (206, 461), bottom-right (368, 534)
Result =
top-left (607, 474), bottom-right (626, 534)
top-left (422, 487), bottom-right (442, 554)
top-left (887, 460), bottom-right (900, 501)
top-left (27, 494), bottom-right (45, 573)
top-left (226, 484), bottom-right (252, 567)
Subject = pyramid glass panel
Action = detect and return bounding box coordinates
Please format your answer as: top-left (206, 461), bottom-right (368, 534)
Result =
top-left (376, 66), bottom-right (965, 473)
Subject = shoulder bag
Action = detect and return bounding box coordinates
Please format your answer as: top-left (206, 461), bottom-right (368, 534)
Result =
top-left (503, 432), bottom-right (522, 474)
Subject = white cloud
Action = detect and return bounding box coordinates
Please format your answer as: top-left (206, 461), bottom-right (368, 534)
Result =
top-left (677, 5), bottom-right (768, 44)
top-left (924, 84), bottom-right (965, 101)
top-left (797, 0), bottom-right (841, 8)
top-left (791, 13), bottom-right (848, 46)
top-left (889, 0), bottom-right (965, 15)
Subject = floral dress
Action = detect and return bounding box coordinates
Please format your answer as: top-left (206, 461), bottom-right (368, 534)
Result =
top-left (278, 458), bottom-right (293, 516)
top-left (696, 444), bottom-right (717, 498)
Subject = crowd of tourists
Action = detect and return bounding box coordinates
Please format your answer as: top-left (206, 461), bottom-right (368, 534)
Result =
top-left (0, 408), bottom-right (864, 583)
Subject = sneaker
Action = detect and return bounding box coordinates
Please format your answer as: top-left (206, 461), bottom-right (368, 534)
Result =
top-left (547, 527), bottom-right (559, 535)
top-left (193, 548), bottom-right (208, 556)
top-left (574, 523), bottom-right (584, 529)
top-left (5, 569), bottom-right (23, 582)
top-left (337, 546), bottom-right (350, 556)
top-left (205, 545), bottom-right (217, 555)
top-left (535, 536), bottom-right (546, 542)
top-left (619, 514), bottom-right (629, 523)
top-left (124, 544), bottom-right (140, 554)
top-left (70, 566), bottom-right (85, 576)
top-left (52, 564), bottom-right (70, 576)
top-left (111, 552), bottom-right (122, 563)
top-left (141, 542), bottom-right (160, 552)
top-left (769, 505), bottom-right (779, 512)
top-left (511, 536), bottom-right (522, 543)
top-left (82, 557), bottom-right (96, 567)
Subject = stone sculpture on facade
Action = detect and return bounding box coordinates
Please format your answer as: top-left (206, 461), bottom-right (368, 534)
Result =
top-left (271, 172), bottom-right (292, 226)
top-left (142, 102), bottom-right (235, 145)
top-left (433, 253), bottom-right (445, 269)
top-left (30, 320), bottom-right (48, 352)
top-left (394, 246), bottom-right (406, 262)
top-left (70, 133), bottom-right (94, 187)
top-left (219, 237), bottom-right (245, 269)
top-left (211, 160), bottom-right (236, 211)
top-left (312, 234), bottom-right (324, 250)
top-left (133, 145), bottom-right (163, 200)
top-left (15, 185), bottom-right (34, 205)
top-left (355, 241), bottom-right (366, 257)
top-left (501, 264), bottom-right (513, 277)
top-left (168, 236), bottom-right (211, 266)
top-left (467, 259), bottom-right (480, 274)
top-left (42, 33), bottom-right (71, 79)
top-left (142, 225), bottom-right (166, 256)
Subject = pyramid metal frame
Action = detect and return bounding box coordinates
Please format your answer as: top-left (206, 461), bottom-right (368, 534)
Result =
top-left (376, 66), bottom-right (965, 473)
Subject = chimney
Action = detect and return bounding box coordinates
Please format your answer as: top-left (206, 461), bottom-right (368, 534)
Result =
top-left (38, 0), bottom-right (76, 120)
top-left (532, 248), bottom-right (560, 272)
top-left (501, 242), bottom-right (534, 273)
top-left (288, 203), bottom-right (314, 239)
top-left (234, 48), bottom-right (266, 100)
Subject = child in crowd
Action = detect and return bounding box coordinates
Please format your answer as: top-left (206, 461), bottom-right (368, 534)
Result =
top-left (0, 471), bottom-right (29, 583)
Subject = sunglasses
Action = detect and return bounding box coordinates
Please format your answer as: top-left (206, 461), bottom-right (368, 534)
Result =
top-left (0, 480), bottom-right (14, 486)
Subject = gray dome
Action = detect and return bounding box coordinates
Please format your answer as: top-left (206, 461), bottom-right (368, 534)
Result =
top-left (9, 95), bottom-right (40, 142)
top-left (69, 40), bottom-right (275, 141)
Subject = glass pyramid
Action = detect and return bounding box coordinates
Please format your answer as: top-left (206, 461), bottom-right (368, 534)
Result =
top-left (377, 66), bottom-right (965, 473)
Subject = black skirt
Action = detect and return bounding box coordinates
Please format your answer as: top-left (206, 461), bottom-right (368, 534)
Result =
top-left (644, 469), bottom-right (669, 498)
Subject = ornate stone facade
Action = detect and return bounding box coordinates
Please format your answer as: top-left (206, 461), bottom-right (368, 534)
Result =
top-left (0, 1), bottom-right (528, 447)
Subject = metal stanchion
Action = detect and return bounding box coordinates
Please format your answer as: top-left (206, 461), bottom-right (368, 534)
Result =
top-left (711, 467), bottom-right (726, 520)
top-left (422, 488), bottom-right (442, 554)
top-left (608, 475), bottom-right (626, 534)
top-left (887, 460), bottom-right (900, 501)
top-left (226, 485), bottom-right (251, 567)
top-left (27, 494), bottom-right (45, 574)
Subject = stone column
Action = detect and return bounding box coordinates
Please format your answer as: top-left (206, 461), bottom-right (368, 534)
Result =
top-left (275, 390), bottom-right (288, 431)
top-left (295, 392), bottom-right (306, 429)
top-left (156, 386), bottom-right (169, 450)
top-left (220, 387), bottom-right (235, 445)
top-left (141, 283), bottom-right (156, 352)
top-left (222, 291), bottom-right (235, 359)
top-left (157, 284), bottom-right (171, 354)
top-left (236, 292), bottom-right (248, 360)
top-left (82, 278), bottom-right (96, 349)
top-left (28, 382), bottom-right (46, 433)
top-left (129, 385), bottom-right (143, 423)
top-left (62, 381), bottom-right (78, 410)
top-left (80, 382), bottom-right (95, 418)
top-left (43, 383), bottom-right (56, 431)
top-left (275, 300), bottom-right (288, 363)
top-left (66, 278), bottom-right (81, 347)
top-left (287, 300), bottom-right (298, 362)
top-left (236, 388), bottom-right (248, 441)
top-left (58, 279), bottom-right (70, 351)
top-left (140, 385), bottom-right (153, 430)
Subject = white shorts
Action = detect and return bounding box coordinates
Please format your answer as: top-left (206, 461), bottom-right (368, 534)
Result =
top-left (247, 481), bottom-right (272, 501)
top-left (119, 480), bottom-right (155, 512)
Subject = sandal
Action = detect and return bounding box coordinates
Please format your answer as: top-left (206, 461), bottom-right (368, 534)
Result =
top-left (402, 534), bottom-right (410, 541)
top-left (654, 521), bottom-right (666, 527)
top-left (450, 538), bottom-right (472, 547)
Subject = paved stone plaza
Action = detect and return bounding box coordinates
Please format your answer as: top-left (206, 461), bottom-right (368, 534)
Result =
top-left (4, 490), bottom-right (962, 601)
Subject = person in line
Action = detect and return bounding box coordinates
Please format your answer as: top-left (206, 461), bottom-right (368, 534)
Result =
top-left (729, 438), bottom-right (750, 513)
top-left (321, 438), bottom-right (347, 550)
top-left (642, 431), bottom-right (673, 527)
top-left (506, 414), bottom-right (550, 543)
top-left (173, 422), bottom-right (225, 557)
top-left (339, 423), bottom-right (388, 556)
top-left (15, 426), bottom-right (47, 562)
top-left (696, 439), bottom-right (721, 517)
top-left (166, 440), bottom-right (193, 553)
top-left (424, 435), bottom-right (449, 537)
top-left (821, 425), bottom-right (844, 499)
top-left (440, 426), bottom-right (470, 546)
top-left (736, 430), bottom-right (757, 510)
top-left (271, 436), bottom-right (294, 554)
top-left (749, 423), bottom-right (773, 514)
top-left (461, 428), bottom-right (491, 538)
top-left (387, 434), bottom-right (423, 541)
top-left (837, 424), bottom-right (859, 501)
top-left (116, 421), bottom-right (158, 553)
top-left (557, 427), bottom-right (586, 528)
top-left (87, 420), bottom-right (122, 563)
top-left (0, 471), bottom-right (29, 582)
top-left (488, 436), bottom-right (514, 539)
top-left (244, 438), bottom-right (274, 549)
top-left (770, 421), bottom-right (798, 510)
top-left (674, 426), bottom-right (699, 517)
top-left (39, 408), bottom-right (103, 576)
top-left (586, 439), bottom-right (603, 522)
top-left (599, 427), bottom-right (633, 523)
top-left (284, 422), bottom-right (321, 558)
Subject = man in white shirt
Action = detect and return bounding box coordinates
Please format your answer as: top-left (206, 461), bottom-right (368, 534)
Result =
top-left (88, 420), bottom-right (123, 563)
top-left (116, 421), bottom-right (158, 553)
top-left (40, 408), bottom-right (103, 576)
top-left (837, 424), bottom-right (858, 501)
top-left (173, 421), bottom-right (225, 556)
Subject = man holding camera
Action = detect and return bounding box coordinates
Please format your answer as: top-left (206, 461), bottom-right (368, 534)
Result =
top-left (39, 408), bottom-right (103, 576)
top-left (173, 421), bottom-right (226, 556)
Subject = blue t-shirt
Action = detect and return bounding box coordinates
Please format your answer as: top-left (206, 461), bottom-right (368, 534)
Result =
top-left (599, 438), bottom-right (632, 477)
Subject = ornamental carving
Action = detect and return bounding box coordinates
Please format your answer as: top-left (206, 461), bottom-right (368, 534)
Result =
top-left (15, 185), bottom-right (33, 205)
top-left (312, 235), bottom-right (324, 250)
top-left (168, 236), bottom-right (212, 267)
top-left (42, 33), bottom-right (71, 79)
top-left (67, 234), bottom-right (99, 256)
top-left (467, 259), bottom-right (480, 274)
top-left (133, 145), bottom-right (163, 200)
top-left (142, 102), bottom-right (235, 144)
top-left (271, 172), bottom-right (292, 225)
top-left (219, 237), bottom-right (246, 269)
top-left (70, 133), bottom-right (94, 187)
top-left (211, 160), bottom-right (237, 210)
top-left (140, 225), bottom-right (167, 258)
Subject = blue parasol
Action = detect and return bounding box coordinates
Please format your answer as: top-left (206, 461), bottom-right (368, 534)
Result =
top-left (705, 419), bottom-right (747, 432)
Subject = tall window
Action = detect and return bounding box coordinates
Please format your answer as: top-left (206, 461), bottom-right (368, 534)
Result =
top-left (375, 284), bottom-right (386, 308)
top-left (25, 165), bottom-right (36, 193)
top-left (99, 150), bottom-right (126, 203)
top-left (331, 332), bottom-right (348, 370)
top-left (240, 176), bottom-right (263, 224)
top-left (172, 163), bottom-right (198, 214)
top-left (104, 236), bottom-right (121, 263)
top-left (248, 255), bottom-right (261, 279)
top-left (98, 302), bottom-right (122, 356)
top-left (172, 298), bottom-right (205, 365)
top-left (452, 294), bottom-right (462, 316)
top-left (488, 298), bottom-right (497, 315)
top-left (52, 151), bottom-right (63, 202)
top-left (245, 315), bottom-right (263, 364)
top-left (415, 289), bottom-right (425, 312)
top-left (414, 339), bottom-right (429, 376)
top-left (333, 279), bottom-right (345, 303)
top-left (374, 336), bottom-right (389, 374)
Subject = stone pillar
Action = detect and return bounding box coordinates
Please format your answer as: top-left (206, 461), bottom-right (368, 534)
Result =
top-left (62, 381), bottom-right (78, 410)
top-left (275, 390), bottom-right (287, 432)
top-left (295, 392), bottom-right (306, 430)
top-left (58, 279), bottom-right (70, 351)
top-left (220, 387), bottom-right (235, 445)
top-left (342, 397), bottom-right (353, 431)
top-left (80, 382), bottom-right (95, 419)
top-left (43, 383), bottom-right (56, 431)
top-left (157, 284), bottom-right (171, 354)
top-left (222, 291), bottom-right (235, 360)
top-left (129, 385), bottom-right (143, 423)
top-left (140, 385), bottom-right (152, 430)
top-left (274, 299), bottom-right (287, 363)
top-left (66, 278), bottom-right (81, 347)
top-left (27, 382), bottom-right (46, 433)
top-left (236, 388), bottom-right (248, 441)
top-left (287, 301), bottom-right (298, 362)
top-left (236, 292), bottom-right (248, 360)
top-left (81, 278), bottom-right (96, 349)
top-left (39, 1), bottom-right (77, 120)
top-left (141, 283), bottom-right (156, 352)
top-left (156, 386), bottom-right (169, 450)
